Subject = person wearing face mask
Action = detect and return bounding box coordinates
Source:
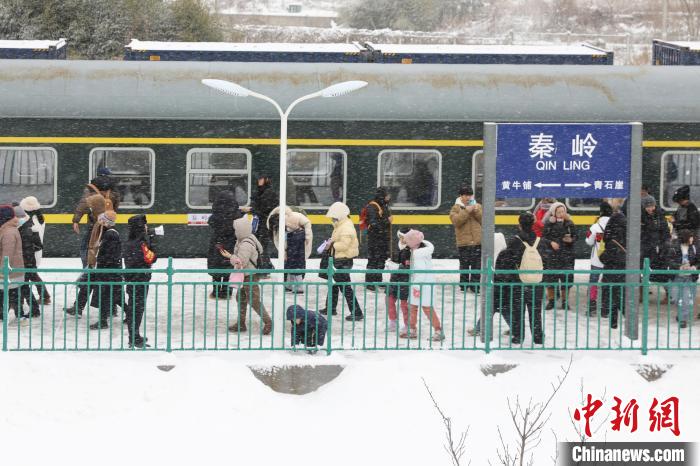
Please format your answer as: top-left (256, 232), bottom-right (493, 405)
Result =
top-left (13, 204), bottom-right (42, 318)
top-left (319, 202), bottom-right (363, 321)
top-left (543, 202), bottom-right (578, 311)
top-left (241, 174), bottom-right (277, 273)
top-left (449, 186), bottom-right (482, 293)
top-left (0, 205), bottom-right (25, 321)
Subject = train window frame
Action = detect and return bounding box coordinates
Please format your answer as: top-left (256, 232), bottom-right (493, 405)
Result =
top-left (471, 150), bottom-right (535, 211)
top-left (89, 147), bottom-right (155, 209)
top-left (0, 146), bottom-right (58, 208)
top-left (377, 149), bottom-right (442, 211)
top-left (565, 198), bottom-right (603, 211)
top-left (660, 150), bottom-right (700, 211)
top-left (286, 148), bottom-right (347, 209)
top-left (185, 148), bottom-right (252, 210)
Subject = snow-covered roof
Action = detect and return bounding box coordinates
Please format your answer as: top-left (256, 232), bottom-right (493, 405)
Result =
top-left (658, 41), bottom-right (700, 51)
top-left (126, 39), bottom-right (360, 53)
top-left (366, 42), bottom-right (609, 56)
top-left (1, 60), bottom-right (699, 123)
top-left (0, 39), bottom-right (66, 50)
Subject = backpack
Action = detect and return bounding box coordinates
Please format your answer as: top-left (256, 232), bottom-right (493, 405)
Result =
top-left (87, 183), bottom-right (114, 213)
top-left (359, 201), bottom-right (382, 244)
top-left (518, 237), bottom-right (543, 284)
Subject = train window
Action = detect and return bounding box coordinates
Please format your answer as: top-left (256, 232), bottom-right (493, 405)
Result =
top-left (90, 148), bottom-right (154, 209)
top-left (661, 151), bottom-right (700, 210)
top-left (378, 150), bottom-right (441, 209)
top-left (0, 147), bottom-right (57, 208)
top-left (186, 148), bottom-right (251, 209)
top-left (472, 151), bottom-right (534, 210)
top-left (566, 198), bottom-right (603, 211)
top-left (286, 149), bottom-right (346, 208)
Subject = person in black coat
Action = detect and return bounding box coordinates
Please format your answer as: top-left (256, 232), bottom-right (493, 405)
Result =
top-left (15, 205), bottom-right (42, 317)
top-left (365, 186), bottom-right (393, 289)
top-left (243, 174), bottom-right (277, 271)
top-left (207, 190), bottom-right (241, 299)
top-left (495, 212), bottom-right (545, 345)
top-left (665, 229), bottom-right (699, 328)
top-left (286, 305), bottom-right (328, 349)
top-left (122, 214), bottom-right (157, 348)
top-left (89, 211), bottom-right (123, 330)
top-left (640, 196), bottom-right (671, 283)
top-left (600, 210), bottom-right (627, 329)
top-left (542, 202), bottom-right (578, 310)
top-left (671, 185), bottom-right (700, 240)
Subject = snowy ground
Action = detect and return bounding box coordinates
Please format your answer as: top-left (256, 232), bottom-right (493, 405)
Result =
top-left (2, 258), bottom-right (699, 352)
top-left (1, 351), bottom-right (697, 465)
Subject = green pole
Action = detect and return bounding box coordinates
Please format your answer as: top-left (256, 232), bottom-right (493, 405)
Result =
top-left (2, 256), bottom-right (9, 351)
top-left (641, 258), bottom-right (650, 355)
top-left (484, 257), bottom-right (493, 354)
top-left (326, 257), bottom-right (334, 355)
top-left (166, 257), bottom-right (173, 353)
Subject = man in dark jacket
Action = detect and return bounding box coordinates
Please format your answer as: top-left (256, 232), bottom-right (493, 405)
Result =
top-left (495, 212), bottom-right (545, 345)
top-left (365, 187), bottom-right (392, 290)
top-left (640, 196), bottom-right (671, 283)
top-left (671, 185), bottom-right (700, 240)
top-left (207, 190), bottom-right (241, 299)
top-left (243, 174), bottom-right (277, 272)
top-left (122, 214), bottom-right (157, 348)
top-left (600, 210), bottom-right (627, 329)
top-left (90, 211), bottom-right (122, 330)
top-left (14, 205), bottom-right (42, 317)
top-left (286, 305), bottom-right (328, 349)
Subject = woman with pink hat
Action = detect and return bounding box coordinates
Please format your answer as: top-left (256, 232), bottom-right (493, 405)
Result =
top-left (401, 229), bottom-right (444, 341)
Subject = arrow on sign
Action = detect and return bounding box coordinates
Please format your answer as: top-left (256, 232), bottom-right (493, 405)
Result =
top-left (564, 182), bottom-right (592, 188)
top-left (534, 182), bottom-right (561, 188)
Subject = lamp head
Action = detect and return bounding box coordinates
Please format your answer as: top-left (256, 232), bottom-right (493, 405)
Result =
top-left (201, 79), bottom-right (251, 97)
top-left (319, 80), bottom-right (368, 98)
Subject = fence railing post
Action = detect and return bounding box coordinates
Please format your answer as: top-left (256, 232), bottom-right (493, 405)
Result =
top-left (484, 257), bottom-right (493, 354)
top-left (326, 257), bottom-right (334, 356)
top-left (641, 258), bottom-right (650, 355)
top-left (166, 257), bottom-right (173, 353)
top-left (2, 256), bottom-right (9, 351)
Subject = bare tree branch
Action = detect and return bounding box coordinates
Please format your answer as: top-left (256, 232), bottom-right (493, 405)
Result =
top-left (494, 355), bottom-right (573, 466)
top-left (423, 378), bottom-right (470, 466)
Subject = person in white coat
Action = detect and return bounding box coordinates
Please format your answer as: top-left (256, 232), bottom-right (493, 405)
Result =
top-left (401, 229), bottom-right (444, 341)
top-left (19, 196), bottom-right (51, 304)
top-left (585, 201), bottom-right (612, 316)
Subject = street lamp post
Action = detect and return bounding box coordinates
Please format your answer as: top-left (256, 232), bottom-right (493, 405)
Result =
top-left (201, 78), bottom-right (368, 267)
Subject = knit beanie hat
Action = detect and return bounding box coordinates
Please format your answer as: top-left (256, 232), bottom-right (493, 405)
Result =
top-left (13, 205), bottom-right (26, 218)
top-left (0, 205), bottom-right (16, 227)
top-left (642, 196), bottom-right (656, 209)
top-left (403, 229), bottom-right (425, 249)
top-left (19, 196), bottom-right (41, 212)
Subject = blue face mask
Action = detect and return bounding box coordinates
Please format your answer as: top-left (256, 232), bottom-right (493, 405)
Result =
top-left (18, 217), bottom-right (28, 227)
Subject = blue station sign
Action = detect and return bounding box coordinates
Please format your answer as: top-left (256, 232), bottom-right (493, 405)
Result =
top-left (495, 123), bottom-right (632, 198)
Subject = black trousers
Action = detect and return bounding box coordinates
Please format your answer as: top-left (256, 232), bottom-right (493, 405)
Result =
top-left (97, 281), bottom-right (122, 323)
top-left (210, 273), bottom-right (231, 297)
top-left (365, 239), bottom-right (388, 284)
top-left (458, 245), bottom-right (481, 289)
top-left (601, 272), bottom-right (626, 328)
top-left (25, 270), bottom-right (50, 299)
top-left (256, 227), bottom-right (274, 271)
top-left (0, 288), bottom-right (21, 318)
top-left (125, 281), bottom-right (150, 341)
top-left (20, 284), bottom-right (40, 314)
top-left (331, 259), bottom-right (362, 316)
top-left (507, 285), bottom-right (544, 342)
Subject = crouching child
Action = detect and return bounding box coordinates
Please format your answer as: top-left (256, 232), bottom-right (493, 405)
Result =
top-left (286, 305), bottom-right (328, 351)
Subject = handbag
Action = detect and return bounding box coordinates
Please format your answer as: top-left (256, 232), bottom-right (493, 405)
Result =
top-left (319, 246), bottom-right (334, 280)
top-left (229, 271), bottom-right (245, 289)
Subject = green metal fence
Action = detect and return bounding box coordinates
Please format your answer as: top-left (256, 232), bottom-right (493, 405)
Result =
top-left (1, 257), bottom-right (698, 353)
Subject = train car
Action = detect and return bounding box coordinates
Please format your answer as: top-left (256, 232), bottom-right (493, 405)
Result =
top-left (652, 39), bottom-right (700, 65)
top-left (124, 39), bottom-right (370, 62)
top-left (124, 39), bottom-right (612, 65)
top-left (364, 42), bottom-right (614, 65)
top-left (0, 39), bottom-right (67, 59)
top-left (0, 60), bottom-right (699, 258)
